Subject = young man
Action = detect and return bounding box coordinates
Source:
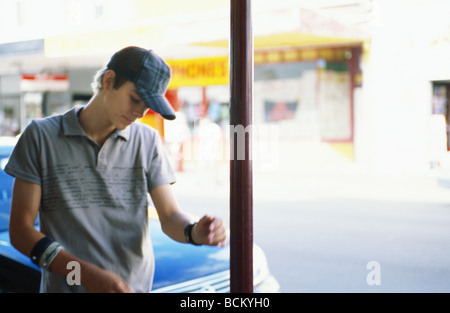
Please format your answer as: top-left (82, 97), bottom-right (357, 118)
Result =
top-left (5, 46), bottom-right (228, 293)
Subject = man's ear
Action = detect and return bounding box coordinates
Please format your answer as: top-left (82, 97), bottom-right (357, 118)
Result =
top-left (102, 70), bottom-right (116, 90)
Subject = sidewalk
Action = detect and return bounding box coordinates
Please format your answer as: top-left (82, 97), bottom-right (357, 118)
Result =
top-left (172, 163), bottom-right (450, 205)
top-left (171, 140), bottom-right (450, 205)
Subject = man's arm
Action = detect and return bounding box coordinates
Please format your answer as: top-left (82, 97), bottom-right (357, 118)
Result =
top-left (150, 183), bottom-right (228, 247)
top-left (9, 178), bottom-right (44, 255)
top-left (9, 177), bottom-right (134, 293)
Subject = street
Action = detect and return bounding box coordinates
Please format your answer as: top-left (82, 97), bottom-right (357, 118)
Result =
top-left (171, 161), bottom-right (450, 293)
top-left (252, 196), bottom-right (450, 293)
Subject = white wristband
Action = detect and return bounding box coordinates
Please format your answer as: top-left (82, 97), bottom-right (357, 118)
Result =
top-left (38, 241), bottom-right (64, 270)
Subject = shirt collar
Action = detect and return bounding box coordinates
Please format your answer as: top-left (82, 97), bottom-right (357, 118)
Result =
top-left (62, 105), bottom-right (86, 137)
top-left (114, 127), bottom-right (130, 141)
top-left (62, 105), bottom-right (130, 141)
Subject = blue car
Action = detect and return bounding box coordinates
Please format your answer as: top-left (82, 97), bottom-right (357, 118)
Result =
top-left (0, 137), bottom-right (279, 293)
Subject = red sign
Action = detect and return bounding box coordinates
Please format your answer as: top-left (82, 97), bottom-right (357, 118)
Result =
top-left (21, 73), bottom-right (69, 91)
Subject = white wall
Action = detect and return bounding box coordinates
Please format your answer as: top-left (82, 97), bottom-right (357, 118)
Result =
top-left (357, 0), bottom-right (450, 174)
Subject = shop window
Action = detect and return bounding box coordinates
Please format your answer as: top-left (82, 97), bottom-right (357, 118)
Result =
top-left (254, 61), bottom-right (352, 142)
top-left (432, 82), bottom-right (450, 151)
top-left (0, 95), bottom-right (20, 136)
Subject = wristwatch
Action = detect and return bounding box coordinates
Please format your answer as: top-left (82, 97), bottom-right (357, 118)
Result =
top-left (183, 222), bottom-right (201, 245)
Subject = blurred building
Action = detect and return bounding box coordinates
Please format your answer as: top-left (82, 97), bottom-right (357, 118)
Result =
top-left (0, 0), bottom-right (448, 174)
top-left (359, 0), bottom-right (450, 174)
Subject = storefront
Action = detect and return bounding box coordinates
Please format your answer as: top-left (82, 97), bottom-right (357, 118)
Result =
top-left (0, 71), bottom-right (91, 136)
top-left (162, 45), bottom-right (362, 169)
top-left (0, 3), bottom-right (365, 171)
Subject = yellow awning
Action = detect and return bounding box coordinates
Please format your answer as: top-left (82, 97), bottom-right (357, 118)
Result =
top-left (195, 30), bottom-right (363, 50)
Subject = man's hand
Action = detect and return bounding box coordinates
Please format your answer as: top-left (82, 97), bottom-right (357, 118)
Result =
top-left (192, 215), bottom-right (228, 247)
top-left (83, 270), bottom-right (135, 293)
top-left (80, 262), bottom-right (135, 293)
top-left (151, 184), bottom-right (229, 246)
top-left (49, 250), bottom-right (135, 293)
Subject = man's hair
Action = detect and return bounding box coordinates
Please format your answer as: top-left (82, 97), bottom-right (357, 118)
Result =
top-left (90, 67), bottom-right (129, 93)
top-left (92, 47), bottom-right (145, 93)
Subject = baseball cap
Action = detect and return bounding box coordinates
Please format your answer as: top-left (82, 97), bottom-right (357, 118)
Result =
top-left (106, 46), bottom-right (176, 120)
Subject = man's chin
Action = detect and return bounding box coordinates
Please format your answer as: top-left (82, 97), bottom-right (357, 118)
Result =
top-left (116, 123), bottom-right (131, 131)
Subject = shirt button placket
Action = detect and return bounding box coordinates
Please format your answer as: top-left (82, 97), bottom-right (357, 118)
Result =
top-left (97, 142), bottom-right (109, 170)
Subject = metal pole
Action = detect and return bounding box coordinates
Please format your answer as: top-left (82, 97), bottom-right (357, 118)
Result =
top-left (229, 0), bottom-right (253, 293)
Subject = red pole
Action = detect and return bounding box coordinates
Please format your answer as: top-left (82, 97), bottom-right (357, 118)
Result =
top-left (230, 0), bottom-right (253, 293)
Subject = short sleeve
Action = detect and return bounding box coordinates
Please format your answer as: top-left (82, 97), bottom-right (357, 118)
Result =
top-left (4, 120), bottom-right (42, 185)
top-left (146, 131), bottom-right (176, 191)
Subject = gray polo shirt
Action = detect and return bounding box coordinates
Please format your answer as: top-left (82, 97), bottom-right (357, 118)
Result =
top-left (5, 105), bottom-right (176, 293)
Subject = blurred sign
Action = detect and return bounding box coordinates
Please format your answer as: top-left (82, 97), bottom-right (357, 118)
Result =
top-left (0, 39), bottom-right (44, 57)
top-left (264, 100), bottom-right (297, 122)
top-left (20, 73), bottom-right (69, 92)
top-left (167, 56), bottom-right (229, 89)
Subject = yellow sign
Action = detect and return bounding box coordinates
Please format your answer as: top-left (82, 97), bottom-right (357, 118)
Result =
top-left (166, 56), bottom-right (229, 89)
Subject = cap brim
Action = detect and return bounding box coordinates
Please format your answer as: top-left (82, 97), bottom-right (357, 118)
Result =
top-left (139, 92), bottom-right (176, 120)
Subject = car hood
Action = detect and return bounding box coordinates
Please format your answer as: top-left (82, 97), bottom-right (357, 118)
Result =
top-left (149, 218), bottom-right (229, 289)
top-left (0, 218), bottom-right (230, 291)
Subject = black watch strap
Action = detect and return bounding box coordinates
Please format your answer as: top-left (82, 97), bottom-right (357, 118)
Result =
top-left (183, 222), bottom-right (201, 245)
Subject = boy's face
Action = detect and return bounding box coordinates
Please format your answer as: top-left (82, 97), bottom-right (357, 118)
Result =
top-left (104, 76), bottom-right (148, 130)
